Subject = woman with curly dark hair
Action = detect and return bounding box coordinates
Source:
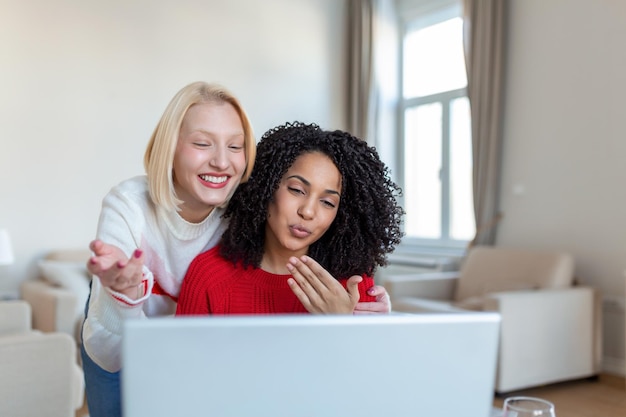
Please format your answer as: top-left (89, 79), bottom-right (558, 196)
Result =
top-left (176, 122), bottom-right (404, 315)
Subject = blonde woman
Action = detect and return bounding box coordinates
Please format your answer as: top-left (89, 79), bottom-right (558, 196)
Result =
top-left (81, 81), bottom-right (255, 417)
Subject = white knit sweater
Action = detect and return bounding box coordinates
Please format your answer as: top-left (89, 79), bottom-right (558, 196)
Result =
top-left (82, 176), bottom-right (227, 372)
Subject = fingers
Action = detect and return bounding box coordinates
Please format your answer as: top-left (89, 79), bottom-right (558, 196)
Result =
top-left (354, 285), bottom-right (391, 314)
top-left (373, 285), bottom-right (391, 309)
top-left (88, 243), bottom-right (145, 293)
top-left (89, 239), bottom-right (115, 257)
top-left (286, 257), bottom-right (325, 313)
top-left (366, 284), bottom-right (386, 298)
top-left (88, 239), bottom-right (101, 253)
top-left (286, 256), bottom-right (359, 314)
top-left (286, 256), bottom-right (332, 293)
top-left (345, 275), bottom-right (363, 304)
top-left (109, 249), bottom-right (144, 291)
top-left (287, 277), bottom-right (315, 312)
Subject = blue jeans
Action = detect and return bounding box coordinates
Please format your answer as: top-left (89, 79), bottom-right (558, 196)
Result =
top-left (81, 282), bottom-right (122, 417)
top-left (81, 344), bottom-right (122, 417)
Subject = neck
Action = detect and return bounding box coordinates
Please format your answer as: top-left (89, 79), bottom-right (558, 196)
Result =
top-left (261, 242), bottom-right (307, 275)
top-left (260, 254), bottom-right (290, 275)
top-left (178, 205), bottom-right (215, 224)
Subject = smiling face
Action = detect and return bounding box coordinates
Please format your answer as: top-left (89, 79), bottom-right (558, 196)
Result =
top-left (173, 101), bottom-right (246, 223)
top-left (264, 151), bottom-right (342, 265)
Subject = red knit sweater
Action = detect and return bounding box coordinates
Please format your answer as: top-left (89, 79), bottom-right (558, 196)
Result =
top-left (176, 246), bottom-right (377, 315)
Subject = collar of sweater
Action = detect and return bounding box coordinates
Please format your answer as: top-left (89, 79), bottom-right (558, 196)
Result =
top-left (159, 205), bottom-right (225, 241)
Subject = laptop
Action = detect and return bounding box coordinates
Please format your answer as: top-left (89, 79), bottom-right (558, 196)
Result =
top-left (122, 312), bottom-right (501, 417)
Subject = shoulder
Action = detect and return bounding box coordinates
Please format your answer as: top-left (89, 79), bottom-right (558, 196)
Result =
top-left (187, 246), bottom-right (232, 277)
top-left (192, 245), bottom-right (221, 263)
top-left (103, 176), bottom-right (151, 209)
top-left (185, 246), bottom-right (238, 288)
top-left (109, 175), bottom-right (149, 196)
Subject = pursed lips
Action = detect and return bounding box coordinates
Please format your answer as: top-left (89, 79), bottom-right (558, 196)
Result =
top-left (289, 224), bottom-right (312, 238)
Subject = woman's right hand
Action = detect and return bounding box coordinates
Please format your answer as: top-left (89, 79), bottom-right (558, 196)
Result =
top-left (286, 255), bottom-right (361, 314)
top-left (87, 240), bottom-right (145, 299)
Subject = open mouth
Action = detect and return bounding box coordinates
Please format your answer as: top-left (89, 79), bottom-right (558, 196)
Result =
top-left (199, 174), bottom-right (228, 184)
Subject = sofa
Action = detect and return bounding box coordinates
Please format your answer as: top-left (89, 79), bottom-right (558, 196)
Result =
top-left (20, 249), bottom-right (92, 352)
top-left (0, 299), bottom-right (84, 417)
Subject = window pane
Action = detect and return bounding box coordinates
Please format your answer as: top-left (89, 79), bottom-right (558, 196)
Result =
top-left (404, 103), bottom-right (442, 239)
top-left (403, 17), bottom-right (467, 98)
top-left (449, 97), bottom-right (475, 240)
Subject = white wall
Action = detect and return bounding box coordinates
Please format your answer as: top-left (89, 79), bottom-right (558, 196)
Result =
top-left (0, 0), bottom-right (347, 291)
top-left (497, 0), bottom-right (626, 374)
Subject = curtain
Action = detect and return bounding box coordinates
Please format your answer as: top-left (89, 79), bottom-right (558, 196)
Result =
top-left (347, 0), bottom-right (398, 155)
top-left (347, 0), bottom-right (374, 142)
top-left (463, 0), bottom-right (507, 247)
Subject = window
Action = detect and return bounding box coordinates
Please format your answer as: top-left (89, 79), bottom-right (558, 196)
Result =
top-left (398, 0), bottom-right (475, 252)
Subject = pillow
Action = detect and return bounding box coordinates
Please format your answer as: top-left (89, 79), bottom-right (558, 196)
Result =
top-left (38, 259), bottom-right (91, 318)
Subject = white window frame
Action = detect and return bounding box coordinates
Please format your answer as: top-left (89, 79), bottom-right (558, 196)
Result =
top-left (394, 0), bottom-right (470, 258)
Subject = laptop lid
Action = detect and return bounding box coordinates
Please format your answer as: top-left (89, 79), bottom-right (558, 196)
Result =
top-left (122, 313), bottom-right (500, 417)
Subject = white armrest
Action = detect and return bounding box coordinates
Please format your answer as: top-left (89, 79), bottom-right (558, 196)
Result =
top-left (0, 332), bottom-right (84, 415)
top-left (0, 300), bottom-right (31, 335)
top-left (391, 297), bottom-right (468, 313)
top-left (485, 286), bottom-right (600, 392)
top-left (483, 286), bottom-right (595, 313)
top-left (381, 271), bottom-right (459, 301)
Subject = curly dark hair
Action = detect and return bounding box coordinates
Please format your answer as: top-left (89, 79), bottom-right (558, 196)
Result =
top-left (220, 121), bottom-right (404, 278)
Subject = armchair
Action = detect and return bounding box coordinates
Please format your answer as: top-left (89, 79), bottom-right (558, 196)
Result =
top-left (382, 246), bottom-right (602, 393)
top-left (20, 249), bottom-right (92, 348)
top-left (0, 300), bottom-right (84, 417)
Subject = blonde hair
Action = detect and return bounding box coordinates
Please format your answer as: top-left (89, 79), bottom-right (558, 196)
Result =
top-left (143, 81), bottom-right (256, 211)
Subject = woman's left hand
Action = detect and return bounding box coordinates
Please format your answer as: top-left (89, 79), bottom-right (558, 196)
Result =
top-left (353, 285), bottom-right (391, 314)
top-left (286, 256), bottom-right (361, 314)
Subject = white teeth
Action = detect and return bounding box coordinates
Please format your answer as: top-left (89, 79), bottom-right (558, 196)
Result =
top-left (200, 175), bottom-right (228, 184)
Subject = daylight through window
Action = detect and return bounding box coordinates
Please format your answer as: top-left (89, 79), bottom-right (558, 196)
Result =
top-left (400, 5), bottom-right (475, 249)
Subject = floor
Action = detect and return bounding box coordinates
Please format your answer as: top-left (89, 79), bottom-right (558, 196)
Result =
top-left (492, 374), bottom-right (626, 417)
top-left (75, 394), bottom-right (89, 417)
top-left (76, 374), bottom-right (626, 417)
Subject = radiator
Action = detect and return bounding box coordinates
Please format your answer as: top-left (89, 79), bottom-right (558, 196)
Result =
top-left (375, 253), bottom-right (460, 281)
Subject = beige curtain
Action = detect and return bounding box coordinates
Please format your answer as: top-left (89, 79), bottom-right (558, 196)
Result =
top-left (348, 0), bottom-right (374, 142)
top-left (347, 0), bottom-right (398, 149)
top-left (463, 0), bottom-right (507, 247)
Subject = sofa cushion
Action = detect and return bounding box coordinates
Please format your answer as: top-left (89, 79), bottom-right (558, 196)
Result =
top-left (38, 259), bottom-right (90, 318)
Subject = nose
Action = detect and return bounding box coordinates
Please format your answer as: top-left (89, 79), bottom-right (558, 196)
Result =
top-left (297, 198), bottom-right (315, 220)
top-left (209, 145), bottom-right (229, 170)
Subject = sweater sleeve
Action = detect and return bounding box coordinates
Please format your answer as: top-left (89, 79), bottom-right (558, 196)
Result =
top-left (82, 180), bottom-right (154, 372)
top-left (356, 275), bottom-right (378, 303)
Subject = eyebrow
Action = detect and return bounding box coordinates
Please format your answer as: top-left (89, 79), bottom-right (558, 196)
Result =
top-left (287, 175), bottom-right (340, 196)
top-left (195, 129), bottom-right (244, 138)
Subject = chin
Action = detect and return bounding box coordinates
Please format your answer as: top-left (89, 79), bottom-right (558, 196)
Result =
top-left (201, 191), bottom-right (231, 206)
top-left (283, 241), bottom-right (312, 254)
